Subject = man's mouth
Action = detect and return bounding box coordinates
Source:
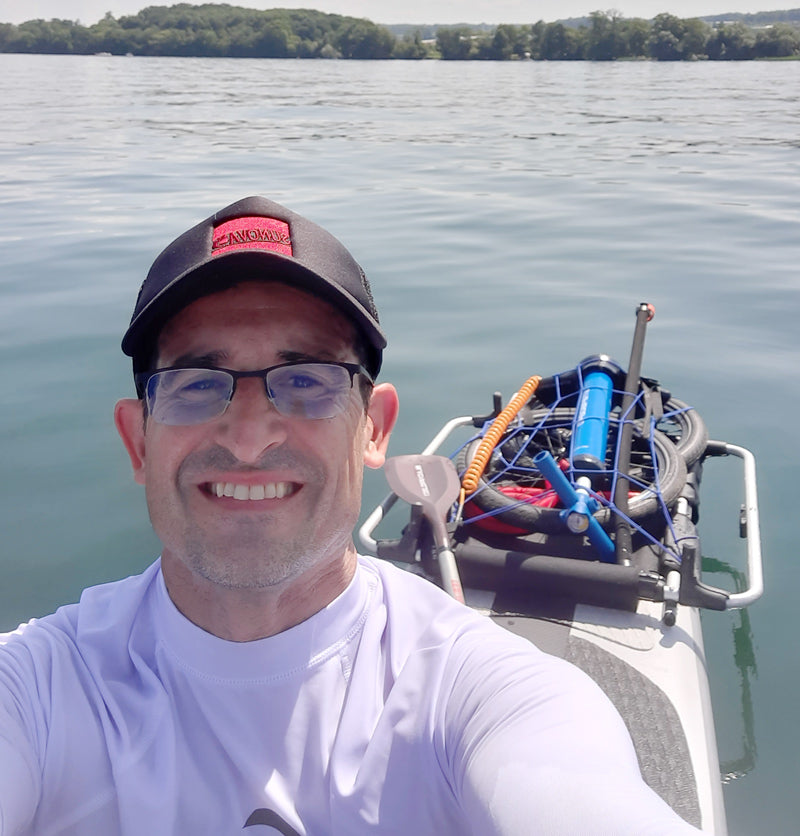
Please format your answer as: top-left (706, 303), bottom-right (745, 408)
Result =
top-left (209, 481), bottom-right (298, 501)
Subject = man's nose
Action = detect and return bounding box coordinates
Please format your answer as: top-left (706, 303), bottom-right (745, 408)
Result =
top-left (213, 377), bottom-right (288, 463)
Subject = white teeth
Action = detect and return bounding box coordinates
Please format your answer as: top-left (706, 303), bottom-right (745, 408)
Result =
top-left (211, 482), bottom-right (293, 501)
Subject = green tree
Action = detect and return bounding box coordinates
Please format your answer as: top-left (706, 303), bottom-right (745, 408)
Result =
top-left (252, 21), bottom-right (295, 58)
top-left (0, 23), bottom-right (15, 51)
top-left (648, 13), bottom-right (685, 60)
top-left (483, 25), bottom-right (513, 60)
top-left (475, 25), bottom-right (527, 60)
top-left (87, 12), bottom-right (131, 54)
top-left (335, 19), bottom-right (394, 59)
top-left (11, 19), bottom-right (82, 53)
top-left (436, 26), bottom-right (475, 60)
top-left (393, 29), bottom-right (428, 59)
top-left (620, 18), bottom-right (650, 56)
top-left (681, 18), bottom-right (710, 59)
top-left (706, 22), bottom-right (756, 60)
top-left (587, 11), bottom-right (627, 60)
top-left (540, 22), bottom-right (585, 60)
top-left (507, 24), bottom-right (532, 58)
top-left (649, 28), bottom-right (681, 60)
top-left (529, 20), bottom-right (546, 59)
top-left (755, 23), bottom-right (800, 57)
top-left (486, 24), bottom-right (529, 59)
top-left (648, 13), bottom-right (709, 59)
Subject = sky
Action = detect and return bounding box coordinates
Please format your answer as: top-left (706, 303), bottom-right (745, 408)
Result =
top-left (0, 0), bottom-right (792, 26)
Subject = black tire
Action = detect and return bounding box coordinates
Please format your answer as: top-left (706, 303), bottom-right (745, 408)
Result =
top-left (656, 398), bottom-right (708, 466)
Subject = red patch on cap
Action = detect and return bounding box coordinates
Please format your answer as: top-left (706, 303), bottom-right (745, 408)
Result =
top-left (211, 216), bottom-right (292, 258)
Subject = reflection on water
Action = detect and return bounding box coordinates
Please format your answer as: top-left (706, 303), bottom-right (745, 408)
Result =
top-left (703, 557), bottom-right (758, 785)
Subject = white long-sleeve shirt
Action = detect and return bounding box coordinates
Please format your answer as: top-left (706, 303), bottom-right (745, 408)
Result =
top-left (0, 556), bottom-right (700, 835)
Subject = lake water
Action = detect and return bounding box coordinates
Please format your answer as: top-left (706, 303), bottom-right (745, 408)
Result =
top-left (1, 53), bottom-right (798, 832)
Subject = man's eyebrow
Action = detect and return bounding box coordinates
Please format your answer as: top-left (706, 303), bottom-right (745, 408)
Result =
top-left (278, 349), bottom-right (343, 363)
top-left (168, 350), bottom-right (229, 368)
top-left (163, 349), bottom-right (347, 368)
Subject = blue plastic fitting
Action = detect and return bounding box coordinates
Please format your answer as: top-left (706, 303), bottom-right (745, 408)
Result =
top-left (533, 450), bottom-right (616, 562)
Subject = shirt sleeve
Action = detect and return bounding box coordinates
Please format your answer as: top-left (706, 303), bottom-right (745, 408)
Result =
top-left (445, 629), bottom-right (705, 835)
top-left (0, 733), bottom-right (40, 835)
top-left (0, 637), bottom-right (43, 836)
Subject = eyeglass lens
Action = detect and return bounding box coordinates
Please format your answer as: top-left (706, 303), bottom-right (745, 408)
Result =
top-left (145, 363), bottom-right (355, 425)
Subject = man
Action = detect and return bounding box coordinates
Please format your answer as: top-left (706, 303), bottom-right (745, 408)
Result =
top-left (0, 196), bottom-right (701, 834)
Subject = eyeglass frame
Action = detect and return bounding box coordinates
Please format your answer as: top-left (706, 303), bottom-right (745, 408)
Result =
top-left (135, 360), bottom-right (374, 424)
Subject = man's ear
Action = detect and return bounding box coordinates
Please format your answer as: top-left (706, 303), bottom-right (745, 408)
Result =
top-left (114, 398), bottom-right (147, 485)
top-left (363, 383), bottom-right (399, 469)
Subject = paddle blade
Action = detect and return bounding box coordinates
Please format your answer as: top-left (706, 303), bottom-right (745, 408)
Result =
top-left (384, 454), bottom-right (466, 604)
top-left (383, 455), bottom-right (460, 545)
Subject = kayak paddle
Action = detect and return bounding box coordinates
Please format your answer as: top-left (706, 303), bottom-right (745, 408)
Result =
top-left (384, 455), bottom-right (466, 604)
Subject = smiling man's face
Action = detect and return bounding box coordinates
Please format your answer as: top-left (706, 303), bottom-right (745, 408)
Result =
top-left (116, 281), bottom-right (395, 599)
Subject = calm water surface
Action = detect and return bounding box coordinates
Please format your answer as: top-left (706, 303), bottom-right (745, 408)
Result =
top-left (1, 54), bottom-right (799, 833)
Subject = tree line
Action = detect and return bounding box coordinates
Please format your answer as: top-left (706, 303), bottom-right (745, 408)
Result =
top-left (0, 5), bottom-right (403, 59)
top-left (1, 5), bottom-right (799, 61)
top-left (441, 12), bottom-right (800, 60)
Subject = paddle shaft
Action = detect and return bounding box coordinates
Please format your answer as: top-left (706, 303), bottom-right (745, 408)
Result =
top-left (614, 303), bottom-right (654, 564)
top-left (438, 547), bottom-right (466, 604)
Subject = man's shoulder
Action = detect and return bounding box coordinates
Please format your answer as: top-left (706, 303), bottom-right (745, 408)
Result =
top-left (356, 555), bottom-right (532, 652)
top-left (1, 561), bottom-right (161, 657)
top-left (357, 554), bottom-right (469, 614)
top-left (352, 557), bottom-right (584, 725)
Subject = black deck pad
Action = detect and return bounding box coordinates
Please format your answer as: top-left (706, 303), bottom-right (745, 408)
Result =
top-left (494, 615), bottom-right (702, 828)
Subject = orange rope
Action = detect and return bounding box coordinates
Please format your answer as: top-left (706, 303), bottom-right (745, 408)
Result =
top-left (458, 375), bottom-right (542, 512)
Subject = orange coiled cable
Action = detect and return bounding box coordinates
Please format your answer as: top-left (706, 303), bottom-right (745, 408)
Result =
top-left (458, 375), bottom-right (542, 515)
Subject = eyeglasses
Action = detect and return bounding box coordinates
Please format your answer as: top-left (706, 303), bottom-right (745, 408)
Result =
top-left (136, 361), bottom-right (372, 425)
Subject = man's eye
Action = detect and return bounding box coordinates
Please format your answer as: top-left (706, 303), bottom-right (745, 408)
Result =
top-left (171, 373), bottom-right (228, 398)
top-left (184, 377), bottom-right (220, 392)
top-left (288, 374), bottom-right (324, 390)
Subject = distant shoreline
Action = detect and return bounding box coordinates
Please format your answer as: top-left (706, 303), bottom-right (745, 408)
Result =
top-left (2, 6), bottom-right (799, 61)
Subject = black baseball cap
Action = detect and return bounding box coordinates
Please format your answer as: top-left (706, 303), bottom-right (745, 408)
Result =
top-left (122, 196), bottom-right (386, 386)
